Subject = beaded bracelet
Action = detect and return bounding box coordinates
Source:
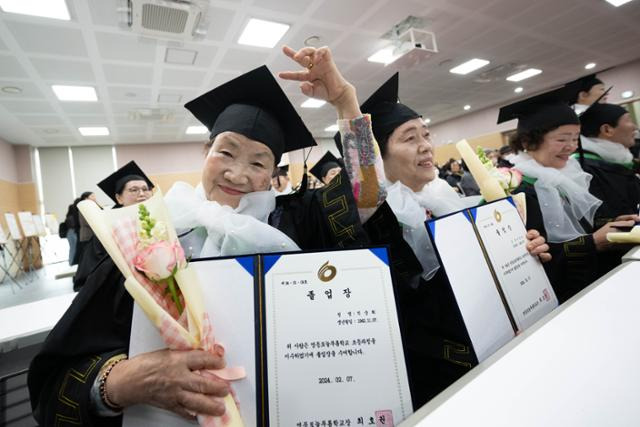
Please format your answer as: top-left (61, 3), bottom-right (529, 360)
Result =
top-left (98, 354), bottom-right (128, 411)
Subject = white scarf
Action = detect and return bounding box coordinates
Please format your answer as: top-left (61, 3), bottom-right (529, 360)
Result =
top-left (581, 136), bottom-right (633, 165)
top-left (511, 153), bottom-right (602, 243)
top-left (385, 178), bottom-right (481, 281)
top-left (165, 182), bottom-right (299, 257)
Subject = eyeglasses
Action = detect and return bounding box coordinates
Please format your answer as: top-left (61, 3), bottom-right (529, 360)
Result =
top-left (126, 187), bottom-right (151, 194)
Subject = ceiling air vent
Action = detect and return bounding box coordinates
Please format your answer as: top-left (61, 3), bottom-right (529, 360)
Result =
top-left (121, 0), bottom-right (209, 41)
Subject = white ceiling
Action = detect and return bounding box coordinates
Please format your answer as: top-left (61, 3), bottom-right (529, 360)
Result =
top-left (0, 0), bottom-right (639, 147)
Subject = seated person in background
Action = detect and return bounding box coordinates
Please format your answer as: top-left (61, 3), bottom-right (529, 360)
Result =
top-left (486, 149), bottom-right (499, 166)
top-left (499, 85), bottom-right (635, 303)
top-left (309, 150), bottom-right (343, 185)
top-left (444, 158), bottom-right (464, 191)
top-left (73, 161), bottom-right (154, 291)
top-left (29, 45), bottom-right (384, 426)
top-left (576, 100), bottom-right (640, 274)
top-left (497, 145), bottom-right (515, 168)
top-left (458, 161), bottom-right (481, 196)
top-left (75, 191), bottom-right (99, 265)
top-left (567, 73), bottom-right (607, 114)
top-left (271, 165), bottom-right (292, 195)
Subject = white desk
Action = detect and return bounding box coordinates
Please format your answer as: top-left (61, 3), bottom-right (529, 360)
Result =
top-left (401, 260), bottom-right (640, 427)
top-left (0, 293), bottom-right (76, 352)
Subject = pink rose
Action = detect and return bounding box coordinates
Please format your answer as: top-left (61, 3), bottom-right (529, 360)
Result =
top-left (497, 167), bottom-right (522, 191)
top-left (133, 241), bottom-right (186, 281)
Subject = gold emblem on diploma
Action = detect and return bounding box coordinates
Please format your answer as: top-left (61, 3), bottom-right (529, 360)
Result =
top-left (317, 261), bottom-right (337, 282)
top-left (494, 209), bottom-right (502, 223)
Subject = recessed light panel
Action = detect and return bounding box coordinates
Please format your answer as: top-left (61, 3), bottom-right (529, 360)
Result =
top-left (238, 18), bottom-right (290, 48)
top-left (52, 85), bottom-right (97, 102)
top-left (186, 125), bottom-right (208, 135)
top-left (449, 58), bottom-right (490, 75)
top-left (506, 68), bottom-right (542, 82)
top-left (79, 127), bottom-right (109, 136)
top-left (0, 0), bottom-right (70, 20)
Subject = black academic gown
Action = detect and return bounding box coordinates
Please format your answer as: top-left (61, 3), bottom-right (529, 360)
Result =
top-left (579, 151), bottom-right (640, 275)
top-left (73, 236), bottom-right (107, 291)
top-left (513, 180), bottom-right (600, 303)
top-left (362, 203), bottom-right (476, 409)
top-left (28, 257), bottom-right (132, 427)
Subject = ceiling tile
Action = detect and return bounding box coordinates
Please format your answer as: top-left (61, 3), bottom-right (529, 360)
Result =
top-left (95, 32), bottom-right (156, 63)
top-left (218, 48), bottom-right (271, 73)
top-left (59, 102), bottom-right (106, 115)
top-left (107, 86), bottom-right (152, 103)
top-left (103, 64), bottom-right (154, 84)
top-left (16, 115), bottom-right (65, 126)
top-left (251, 0), bottom-right (315, 15)
top-left (0, 80), bottom-right (43, 98)
top-left (0, 99), bottom-right (56, 114)
top-left (161, 68), bottom-right (207, 87)
top-left (88, 0), bottom-right (121, 27)
top-left (6, 22), bottom-right (87, 57)
top-left (0, 54), bottom-right (28, 78)
top-left (0, 37), bottom-right (7, 51)
top-left (311, 0), bottom-right (374, 26)
top-left (204, 7), bottom-right (237, 42)
top-left (30, 58), bottom-right (95, 82)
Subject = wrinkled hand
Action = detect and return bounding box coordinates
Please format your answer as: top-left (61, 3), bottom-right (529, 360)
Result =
top-left (107, 348), bottom-right (229, 420)
top-left (593, 220), bottom-right (635, 251)
top-left (279, 45), bottom-right (358, 117)
top-left (614, 214), bottom-right (640, 222)
top-left (526, 229), bottom-right (551, 263)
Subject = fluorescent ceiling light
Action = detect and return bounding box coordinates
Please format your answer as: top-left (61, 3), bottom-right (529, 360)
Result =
top-left (301, 98), bottom-right (326, 108)
top-left (52, 85), bottom-right (97, 102)
top-left (514, 87), bottom-right (524, 93)
top-left (79, 127), bottom-right (109, 136)
top-left (449, 58), bottom-right (490, 75)
top-left (186, 125), bottom-right (208, 135)
top-left (324, 124), bottom-right (339, 132)
top-left (585, 62), bottom-right (597, 70)
top-left (0, 0), bottom-right (70, 20)
top-left (424, 118), bottom-right (431, 124)
top-left (367, 47), bottom-right (398, 65)
top-left (621, 90), bottom-right (634, 99)
top-left (506, 68), bottom-right (542, 82)
top-left (238, 18), bottom-right (289, 48)
top-left (463, 105), bottom-right (471, 111)
top-left (604, 0), bottom-right (634, 6)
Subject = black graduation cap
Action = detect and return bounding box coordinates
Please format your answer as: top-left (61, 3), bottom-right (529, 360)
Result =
top-left (566, 73), bottom-right (603, 103)
top-left (359, 73), bottom-right (421, 152)
top-left (185, 65), bottom-right (316, 163)
top-left (497, 84), bottom-right (580, 132)
top-left (578, 87), bottom-right (627, 137)
top-left (309, 151), bottom-right (342, 182)
top-left (97, 160), bottom-right (154, 203)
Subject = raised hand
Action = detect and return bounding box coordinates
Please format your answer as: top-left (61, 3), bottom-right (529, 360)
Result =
top-left (279, 45), bottom-right (360, 119)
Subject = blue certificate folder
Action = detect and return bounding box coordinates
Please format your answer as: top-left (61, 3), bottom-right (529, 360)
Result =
top-left (125, 247), bottom-right (412, 427)
top-left (426, 197), bottom-right (558, 363)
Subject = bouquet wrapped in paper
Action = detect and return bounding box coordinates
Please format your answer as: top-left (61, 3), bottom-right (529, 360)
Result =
top-left (455, 139), bottom-right (527, 223)
top-left (78, 190), bottom-right (245, 427)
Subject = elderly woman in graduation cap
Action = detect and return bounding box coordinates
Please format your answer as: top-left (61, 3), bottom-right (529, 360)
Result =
top-left (165, 45), bottom-right (384, 257)
top-left (336, 73), bottom-right (551, 408)
top-left (500, 84), bottom-right (635, 303)
top-left (28, 45), bottom-right (385, 426)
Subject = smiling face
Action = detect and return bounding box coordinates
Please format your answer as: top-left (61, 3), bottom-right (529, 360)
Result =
top-left (202, 131), bottom-right (275, 208)
top-left (528, 124), bottom-right (581, 169)
top-left (383, 118), bottom-right (436, 192)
